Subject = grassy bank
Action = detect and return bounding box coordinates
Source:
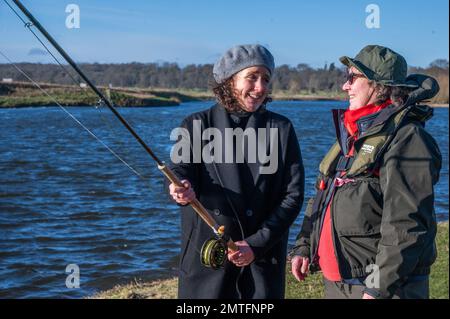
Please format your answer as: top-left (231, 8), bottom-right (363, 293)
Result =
top-left (271, 89), bottom-right (346, 101)
top-left (1, 82), bottom-right (447, 108)
top-left (91, 222), bottom-right (448, 299)
top-left (0, 82), bottom-right (349, 108)
top-left (0, 82), bottom-right (203, 107)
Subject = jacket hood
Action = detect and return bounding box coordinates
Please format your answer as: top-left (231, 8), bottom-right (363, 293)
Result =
top-left (406, 103), bottom-right (434, 123)
top-left (403, 74), bottom-right (440, 124)
top-left (404, 73), bottom-right (440, 105)
top-left (373, 73), bottom-right (437, 126)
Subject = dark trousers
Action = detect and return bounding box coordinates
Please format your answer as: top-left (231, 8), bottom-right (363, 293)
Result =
top-left (323, 277), bottom-right (429, 299)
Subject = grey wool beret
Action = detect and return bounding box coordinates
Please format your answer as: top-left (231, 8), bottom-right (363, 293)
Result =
top-left (213, 44), bottom-right (275, 84)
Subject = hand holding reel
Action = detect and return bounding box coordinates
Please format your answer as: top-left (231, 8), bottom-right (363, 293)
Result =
top-left (158, 164), bottom-right (237, 269)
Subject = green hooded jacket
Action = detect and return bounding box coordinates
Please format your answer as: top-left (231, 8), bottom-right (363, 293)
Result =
top-left (291, 74), bottom-right (442, 299)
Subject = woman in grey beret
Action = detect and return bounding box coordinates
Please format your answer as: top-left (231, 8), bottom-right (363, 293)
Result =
top-left (290, 45), bottom-right (442, 299)
top-left (168, 44), bottom-right (304, 298)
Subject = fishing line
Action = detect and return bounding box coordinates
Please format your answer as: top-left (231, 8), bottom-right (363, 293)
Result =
top-left (0, 49), bottom-right (144, 179)
top-left (3, 0), bottom-right (82, 86)
top-left (3, 0), bottom-right (145, 176)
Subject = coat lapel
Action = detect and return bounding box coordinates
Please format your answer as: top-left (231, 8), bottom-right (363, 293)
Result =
top-left (206, 104), bottom-right (272, 216)
top-left (245, 107), bottom-right (270, 192)
top-left (208, 104), bottom-right (246, 216)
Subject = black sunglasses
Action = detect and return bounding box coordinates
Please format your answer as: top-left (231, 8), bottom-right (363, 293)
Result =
top-left (345, 72), bottom-right (366, 85)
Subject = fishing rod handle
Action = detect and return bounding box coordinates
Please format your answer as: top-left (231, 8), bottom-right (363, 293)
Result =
top-left (158, 164), bottom-right (238, 252)
top-left (158, 164), bottom-right (218, 228)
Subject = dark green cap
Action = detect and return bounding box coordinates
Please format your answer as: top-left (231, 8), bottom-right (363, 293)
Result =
top-left (340, 45), bottom-right (418, 87)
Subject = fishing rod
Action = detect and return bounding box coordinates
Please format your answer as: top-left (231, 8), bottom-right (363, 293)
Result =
top-left (8, 0), bottom-right (237, 268)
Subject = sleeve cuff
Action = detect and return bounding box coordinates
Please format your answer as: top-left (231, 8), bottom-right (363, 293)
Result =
top-left (363, 287), bottom-right (382, 299)
top-left (289, 246), bottom-right (310, 259)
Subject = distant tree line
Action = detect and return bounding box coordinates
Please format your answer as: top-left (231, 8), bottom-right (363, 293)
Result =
top-left (0, 59), bottom-right (448, 102)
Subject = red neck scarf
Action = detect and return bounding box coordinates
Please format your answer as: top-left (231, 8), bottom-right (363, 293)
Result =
top-left (343, 99), bottom-right (392, 136)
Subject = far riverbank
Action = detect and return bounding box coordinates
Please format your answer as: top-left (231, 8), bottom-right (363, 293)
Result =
top-left (0, 81), bottom-right (346, 107)
top-left (1, 81), bottom-right (447, 108)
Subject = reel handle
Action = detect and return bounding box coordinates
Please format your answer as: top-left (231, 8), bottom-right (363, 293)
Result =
top-left (159, 163), bottom-right (238, 253)
top-left (227, 239), bottom-right (238, 251)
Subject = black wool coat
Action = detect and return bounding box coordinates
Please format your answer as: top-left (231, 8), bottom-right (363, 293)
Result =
top-left (170, 103), bottom-right (304, 299)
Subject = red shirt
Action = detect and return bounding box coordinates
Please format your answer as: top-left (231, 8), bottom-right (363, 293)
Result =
top-left (317, 100), bottom-right (391, 281)
top-left (318, 195), bottom-right (341, 281)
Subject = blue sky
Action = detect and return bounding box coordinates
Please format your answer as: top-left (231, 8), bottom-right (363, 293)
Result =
top-left (1, 0), bottom-right (448, 68)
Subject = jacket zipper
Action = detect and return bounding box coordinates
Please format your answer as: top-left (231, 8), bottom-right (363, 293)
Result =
top-left (309, 173), bottom-right (339, 271)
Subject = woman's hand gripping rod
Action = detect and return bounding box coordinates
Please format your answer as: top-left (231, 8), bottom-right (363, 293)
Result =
top-left (158, 163), bottom-right (238, 252)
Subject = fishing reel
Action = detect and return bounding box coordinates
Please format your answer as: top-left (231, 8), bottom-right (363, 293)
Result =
top-left (200, 237), bottom-right (228, 269)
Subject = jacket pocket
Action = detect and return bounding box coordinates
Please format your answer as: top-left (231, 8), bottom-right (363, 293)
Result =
top-left (333, 177), bottom-right (383, 233)
top-left (337, 228), bottom-right (381, 271)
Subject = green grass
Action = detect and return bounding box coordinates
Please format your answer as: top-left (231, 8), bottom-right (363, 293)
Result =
top-left (90, 278), bottom-right (178, 299)
top-left (285, 268), bottom-right (324, 299)
top-left (91, 222), bottom-right (448, 299)
top-left (271, 89), bottom-right (347, 101)
top-left (0, 90), bottom-right (179, 107)
top-left (430, 222), bottom-right (449, 299)
top-left (0, 83), bottom-right (195, 107)
top-left (1, 82), bottom-right (352, 107)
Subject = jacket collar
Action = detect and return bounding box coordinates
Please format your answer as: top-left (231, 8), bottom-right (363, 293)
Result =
top-left (357, 101), bottom-right (434, 138)
top-left (332, 102), bottom-right (405, 155)
top-left (333, 102), bottom-right (407, 141)
top-left (207, 104), bottom-right (270, 215)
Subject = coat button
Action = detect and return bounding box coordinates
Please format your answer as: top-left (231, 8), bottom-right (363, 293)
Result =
top-left (213, 209), bottom-right (221, 216)
top-left (230, 114), bottom-right (241, 124)
top-left (246, 209), bottom-right (253, 217)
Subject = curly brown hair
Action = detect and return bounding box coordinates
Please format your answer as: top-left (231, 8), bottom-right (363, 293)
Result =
top-left (212, 78), bottom-right (272, 112)
top-left (369, 81), bottom-right (414, 107)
